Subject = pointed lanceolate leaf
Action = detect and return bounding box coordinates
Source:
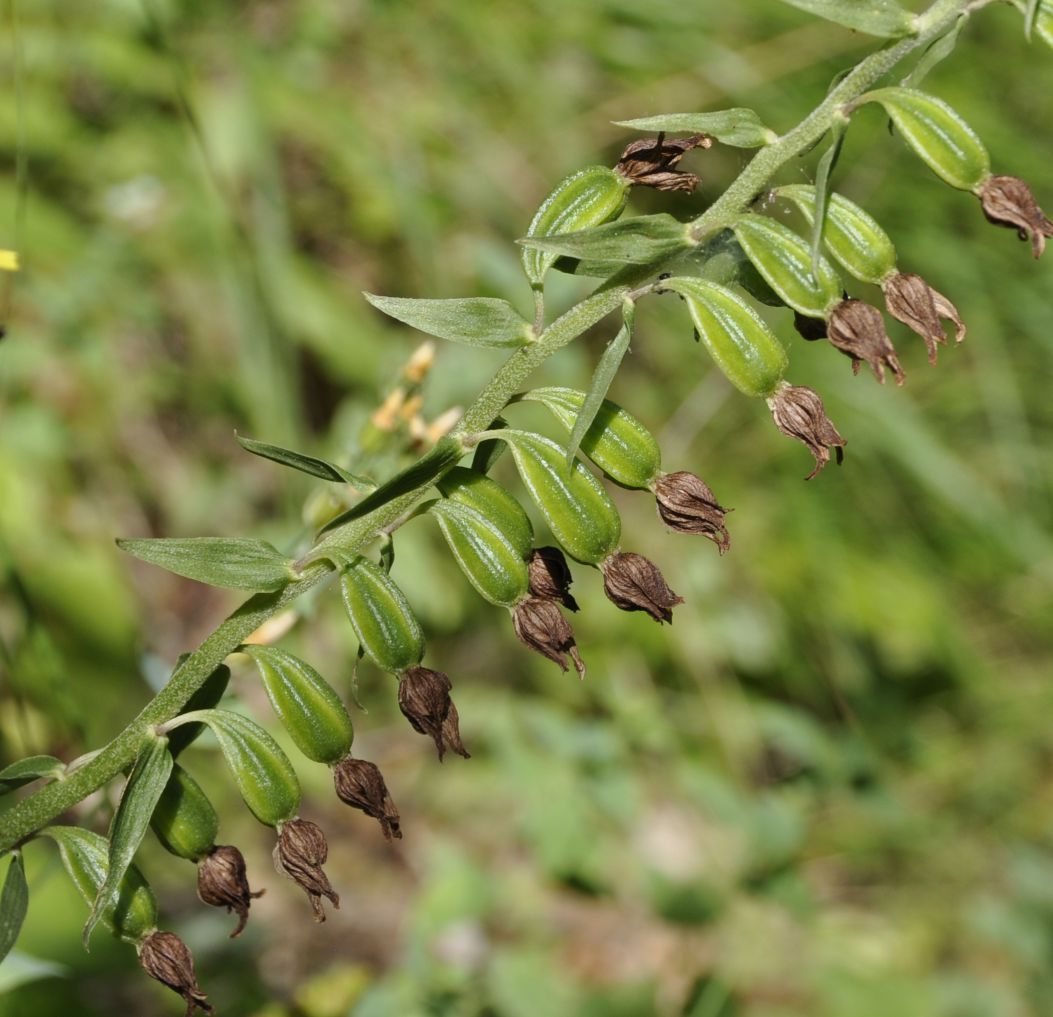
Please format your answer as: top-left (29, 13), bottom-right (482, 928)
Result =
top-left (166, 664), bottom-right (232, 758)
top-left (1036, 2), bottom-right (1053, 47)
top-left (364, 294), bottom-right (533, 349)
top-left (613, 109), bottom-right (777, 148)
top-left (0, 853), bottom-right (28, 964)
top-left (117, 537), bottom-right (296, 592)
top-left (84, 736), bottom-right (172, 948)
top-left (776, 0), bottom-right (917, 37)
top-left (902, 16), bottom-right (966, 87)
top-left (810, 121), bottom-right (847, 278)
top-left (518, 214), bottom-right (692, 265)
top-left (0, 756), bottom-right (64, 794)
top-left (470, 417), bottom-right (509, 475)
top-left (236, 433), bottom-right (373, 489)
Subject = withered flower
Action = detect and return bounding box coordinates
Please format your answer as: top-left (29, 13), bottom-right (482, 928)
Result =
top-left (138, 930), bottom-right (213, 1017)
top-left (273, 817), bottom-right (339, 922)
top-left (197, 844), bottom-right (263, 938)
top-left (527, 546), bottom-right (579, 611)
top-left (333, 757), bottom-right (402, 840)
top-left (615, 132), bottom-right (711, 193)
top-left (398, 665), bottom-right (470, 761)
top-left (512, 596), bottom-right (585, 678)
top-left (826, 299), bottom-right (904, 385)
top-left (979, 175), bottom-right (1053, 258)
top-left (600, 552), bottom-right (683, 624)
top-left (882, 271), bottom-right (965, 364)
top-left (653, 471), bottom-right (730, 553)
top-left (768, 382), bottom-right (846, 480)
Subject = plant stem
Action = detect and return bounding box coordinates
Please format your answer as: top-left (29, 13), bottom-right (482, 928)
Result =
top-left (0, 0), bottom-right (977, 853)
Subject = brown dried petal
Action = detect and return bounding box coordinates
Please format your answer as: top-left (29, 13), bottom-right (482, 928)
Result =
top-left (197, 844), bottom-right (264, 938)
top-left (826, 299), bottom-right (904, 385)
top-left (768, 383), bottom-right (846, 480)
top-left (273, 818), bottom-right (339, 922)
top-left (333, 757), bottom-right (403, 840)
top-left (512, 596), bottom-right (585, 678)
top-left (527, 546), bottom-right (579, 611)
top-left (138, 931), bottom-right (213, 1017)
top-left (601, 551), bottom-right (683, 624)
top-left (653, 471), bottom-right (731, 553)
top-left (615, 132), bottom-right (711, 193)
top-left (398, 665), bottom-right (469, 761)
top-left (882, 271), bottom-right (965, 364)
top-left (979, 175), bottom-right (1053, 259)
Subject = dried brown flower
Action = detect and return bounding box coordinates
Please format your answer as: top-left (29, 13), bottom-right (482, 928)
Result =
top-left (397, 665), bottom-right (470, 761)
top-left (615, 132), bottom-right (711, 193)
top-left (273, 818), bottom-right (339, 922)
top-left (197, 844), bottom-right (263, 938)
top-left (653, 471), bottom-right (730, 552)
top-left (333, 757), bottom-right (402, 840)
top-left (527, 546), bottom-right (579, 611)
top-left (826, 299), bottom-right (904, 385)
top-left (768, 383), bottom-right (846, 480)
top-left (979, 175), bottom-right (1053, 258)
top-left (882, 271), bottom-right (965, 364)
top-left (512, 596), bottom-right (585, 678)
top-left (138, 930), bottom-right (213, 1017)
top-left (600, 551), bottom-right (683, 624)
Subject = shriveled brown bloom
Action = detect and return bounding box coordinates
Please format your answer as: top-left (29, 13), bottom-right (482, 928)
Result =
top-left (138, 930), bottom-right (212, 1017)
top-left (882, 271), bottom-right (965, 364)
top-left (600, 552), bottom-right (683, 624)
top-left (197, 844), bottom-right (263, 938)
top-left (273, 818), bottom-right (339, 922)
top-left (826, 299), bottom-right (904, 385)
top-left (653, 471), bottom-right (730, 553)
top-left (979, 175), bottom-right (1053, 258)
top-left (398, 665), bottom-right (470, 761)
top-left (527, 546), bottom-right (579, 611)
top-left (333, 757), bottom-right (402, 840)
top-left (768, 383), bottom-right (846, 480)
top-left (512, 596), bottom-right (585, 678)
top-left (615, 132), bottom-right (711, 193)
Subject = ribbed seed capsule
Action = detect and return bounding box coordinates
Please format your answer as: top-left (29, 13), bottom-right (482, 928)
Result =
top-left (340, 557), bottom-right (425, 673)
top-left (732, 215), bottom-right (843, 317)
top-left (860, 87), bottom-right (990, 192)
top-left (519, 387), bottom-right (662, 490)
top-left (500, 430), bottom-right (621, 565)
top-left (150, 764), bottom-right (219, 862)
top-left (43, 826), bottom-right (158, 943)
top-left (242, 645), bottom-right (354, 764)
top-left (661, 277), bottom-right (788, 397)
top-left (776, 185), bottom-right (897, 285)
top-left (522, 166), bottom-right (631, 287)
top-left (437, 467), bottom-right (534, 560)
top-left (429, 499), bottom-right (530, 608)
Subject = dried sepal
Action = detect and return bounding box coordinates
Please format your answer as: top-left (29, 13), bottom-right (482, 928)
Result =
top-left (527, 546), bottom-right (579, 611)
top-left (614, 132), bottom-right (711, 193)
top-left (196, 844), bottom-right (263, 938)
top-left (826, 299), bottom-right (904, 385)
top-left (881, 271), bottom-right (965, 363)
top-left (512, 596), bottom-right (585, 677)
top-left (979, 175), bottom-right (1053, 258)
top-left (138, 930), bottom-right (213, 1017)
top-left (397, 666), bottom-right (470, 761)
top-left (273, 818), bottom-right (339, 922)
top-left (600, 551), bottom-right (683, 624)
top-left (652, 472), bottom-right (730, 553)
top-left (333, 757), bottom-right (402, 840)
top-left (767, 383), bottom-right (846, 480)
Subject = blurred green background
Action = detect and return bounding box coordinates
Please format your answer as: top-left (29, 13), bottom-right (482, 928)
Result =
top-left (2, 1), bottom-right (1053, 1014)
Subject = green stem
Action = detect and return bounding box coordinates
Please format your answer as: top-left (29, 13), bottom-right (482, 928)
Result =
top-left (0, 0), bottom-right (977, 853)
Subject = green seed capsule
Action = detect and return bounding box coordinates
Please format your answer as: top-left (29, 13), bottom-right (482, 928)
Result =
top-left (437, 467), bottom-right (534, 559)
top-left (661, 277), bottom-right (788, 397)
top-left (43, 826), bottom-right (158, 943)
top-left (340, 557), bottom-right (425, 673)
top-left (519, 387), bottom-right (662, 489)
top-left (429, 499), bottom-right (530, 607)
top-left (861, 87), bottom-right (990, 192)
top-left (732, 215), bottom-right (843, 317)
top-left (501, 430), bottom-right (621, 565)
top-left (522, 166), bottom-right (631, 287)
top-left (776, 185), bottom-right (897, 285)
top-left (150, 764), bottom-right (219, 862)
top-left (242, 645), bottom-right (354, 764)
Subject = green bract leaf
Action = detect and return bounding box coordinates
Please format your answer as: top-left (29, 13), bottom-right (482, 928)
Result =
top-left (776, 0), bottom-right (917, 37)
top-left (364, 293), bottom-right (533, 349)
top-left (83, 736), bottom-right (172, 948)
top-left (810, 121), bottom-right (847, 278)
top-left (902, 15), bottom-right (966, 87)
top-left (0, 853), bottom-right (28, 964)
top-left (613, 109), bottom-right (776, 148)
top-left (1035, 0), bottom-right (1053, 47)
top-left (518, 214), bottom-right (692, 265)
top-left (470, 417), bottom-right (509, 475)
top-left (236, 433), bottom-right (373, 489)
top-left (117, 537), bottom-right (296, 592)
top-left (1025, 0), bottom-right (1041, 39)
top-left (166, 664), bottom-right (232, 758)
top-left (0, 755), bottom-right (64, 793)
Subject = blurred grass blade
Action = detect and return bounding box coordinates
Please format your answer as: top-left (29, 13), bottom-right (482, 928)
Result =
top-left (519, 214), bottom-right (691, 264)
top-left (117, 537), bottom-right (296, 591)
top-left (1025, 0), bottom-right (1041, 39)
top-left (777, 0), bottom-right (917, 37)
top-left (471, 416), bottom-right (509, 475)
top-left (613, 109), bottom-right (776, 148)
top-left (364, 294), bottom-right (533, 348)
top-left (0, 853), bottom-right (28, 964)
top-left (0, 756), bottom-right (64, 794)
top-left (236, 433), bottom-right (373, 489)
top-left (810, 122), bottom-right (847, 278)
top-left (902, 15), bottom-right (966, 86)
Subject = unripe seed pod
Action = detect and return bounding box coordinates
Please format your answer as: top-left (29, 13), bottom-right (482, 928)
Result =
top-left (732, 215), bottom-right (843, 318)
top-left (775, 185), bottom-right (897, 285)
top-left (437, 467), bottom-right (535, 560)
top-left (860, 87), bottom-right (990, 192)
top-left (150, 764), bottom-right (219, 862)
top-left (43, 826), bottom-right (158, 943)
top-left (501, 430), bottom-right (621, 565)
top-left (660, 277), bottom-right (788, 397)
top-left (522, 166), bottom-right (631, 287)
top-left (519, 386), bottom-right (662, 489)
top-left (340, 557), bottom-right (425, 673)
top-left (428, 499), bottom-right (530, 608)
top-left (242, 645), bottom-right (354, 764)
